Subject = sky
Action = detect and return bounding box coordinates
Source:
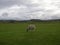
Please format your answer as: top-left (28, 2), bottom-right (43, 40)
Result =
top-left (0, 0), bottom-right (60, 20)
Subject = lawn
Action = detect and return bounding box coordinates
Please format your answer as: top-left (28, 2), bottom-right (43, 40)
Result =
top-left (0, 21), bottom-right (60, 45)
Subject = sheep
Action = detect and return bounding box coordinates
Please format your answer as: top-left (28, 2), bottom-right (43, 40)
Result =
top-left (26, 24), bottom-right (36, 32)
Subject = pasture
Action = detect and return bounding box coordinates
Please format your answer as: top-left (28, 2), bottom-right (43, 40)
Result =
top-left (0, 21), bottom-right (60, 45)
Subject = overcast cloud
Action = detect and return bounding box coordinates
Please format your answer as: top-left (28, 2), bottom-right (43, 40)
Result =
top-left (0, 0), bottom-right (60, 20)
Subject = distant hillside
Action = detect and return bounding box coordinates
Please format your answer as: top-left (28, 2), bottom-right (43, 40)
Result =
top-left (0, 19), bottom-right (60, 23)
top-left (30, 19), bottom-right (60, 21)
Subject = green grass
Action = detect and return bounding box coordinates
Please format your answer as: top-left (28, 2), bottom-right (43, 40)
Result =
top-left (0, 21), bottom-right (60, 45)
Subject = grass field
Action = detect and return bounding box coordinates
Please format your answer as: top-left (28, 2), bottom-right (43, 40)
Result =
top-left (0, 21), bottom-right (60, 45)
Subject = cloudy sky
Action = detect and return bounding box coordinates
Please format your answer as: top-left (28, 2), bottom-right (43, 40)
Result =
top-left (0, 0), bottom-right (60, 20)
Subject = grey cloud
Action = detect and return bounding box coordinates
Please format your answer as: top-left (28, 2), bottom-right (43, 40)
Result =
top-left (0, 0), bottom-right (33, 8)
top-left (2, 12), bottom-right (8, 17)
top-left (0, 0), bottom-right (16, 8)
top-left (0, 0), bottom-right (60, 20)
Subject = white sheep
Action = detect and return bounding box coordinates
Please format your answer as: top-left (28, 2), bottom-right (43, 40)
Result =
top-left (26, 24), bottom-right (36, 32)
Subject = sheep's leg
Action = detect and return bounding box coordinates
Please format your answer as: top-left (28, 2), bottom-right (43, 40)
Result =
top-left (26, 29), bottom-right (29, 32)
